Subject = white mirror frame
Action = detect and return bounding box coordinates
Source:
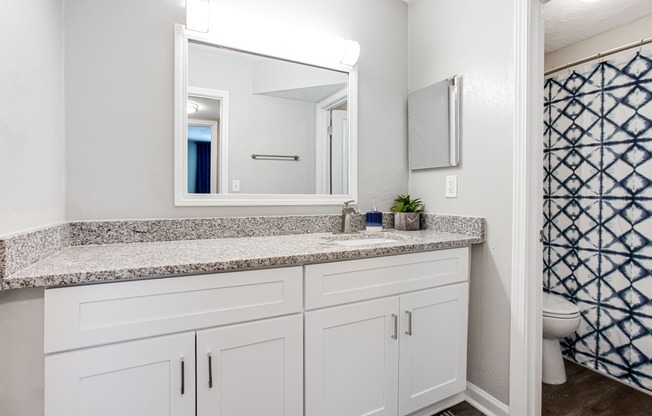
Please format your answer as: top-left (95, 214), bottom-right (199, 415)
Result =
top-left (174, 24), bottom-right (359, 206)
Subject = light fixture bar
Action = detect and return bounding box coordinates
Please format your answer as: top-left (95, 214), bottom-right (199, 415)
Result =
top-left (187, 3), bottom-right (360, 70)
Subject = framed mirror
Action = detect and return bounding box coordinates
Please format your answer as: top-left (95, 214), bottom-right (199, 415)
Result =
top-left (174, 24), bottom-right (359, 206)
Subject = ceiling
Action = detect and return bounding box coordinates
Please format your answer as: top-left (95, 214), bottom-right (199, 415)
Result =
top-left (544, 0), bottom-right (652, 53)
top-left (260, 84), bottom-right (347, 103)
top-left (188, 96), bottom-right (221, 123)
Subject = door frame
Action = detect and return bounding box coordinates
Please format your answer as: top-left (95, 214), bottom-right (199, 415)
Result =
top-left (510, 0), bottom-right (547, 415)
top-left (315, 88), bottom-right (348, 194)
top-left (187, 86), bottom-right (230, 195)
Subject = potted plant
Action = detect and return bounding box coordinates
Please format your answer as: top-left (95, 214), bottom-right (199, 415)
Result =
top-left (391, 194), bottom-right (423, 231)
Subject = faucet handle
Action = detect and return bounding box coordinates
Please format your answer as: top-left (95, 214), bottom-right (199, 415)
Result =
top-left (344, 200), bottom-right (356, 208)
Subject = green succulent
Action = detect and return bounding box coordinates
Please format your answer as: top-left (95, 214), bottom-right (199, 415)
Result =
top-left (390, 194), bottom-right (424, 213)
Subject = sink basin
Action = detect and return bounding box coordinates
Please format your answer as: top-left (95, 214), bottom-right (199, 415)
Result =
top-left (331, 238), bottom-right (399, 247)
top-left (322, 232), bottom-right (410, 247)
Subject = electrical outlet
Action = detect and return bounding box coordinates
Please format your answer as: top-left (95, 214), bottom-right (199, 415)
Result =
top-left (446, 175), bottom-right (457, 198)
top-left (232, 180), bottom-right (240, 192)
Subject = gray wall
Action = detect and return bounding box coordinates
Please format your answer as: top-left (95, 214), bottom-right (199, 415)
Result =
top-left (0, 288), bottom-right (45, 416)
top-left (64, 0), bottom-right (408, 219)
top-left (407, 0), bottom-right (514, 405)
top-left (0, 0), bottom-right (65, 235)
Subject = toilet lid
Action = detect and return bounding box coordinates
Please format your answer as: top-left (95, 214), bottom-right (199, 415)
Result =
top-left (543, 293), bottom-right (580, 318)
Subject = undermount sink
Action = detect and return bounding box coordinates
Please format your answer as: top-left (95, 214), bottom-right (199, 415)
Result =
top-left (322, 232), bottom-right (410, 247)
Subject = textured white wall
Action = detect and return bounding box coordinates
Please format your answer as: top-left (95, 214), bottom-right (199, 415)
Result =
top-left (407, 0), bottom-right (514, 404)
top-left (64, 0), bottom-right (408, 220)
top-left (0, 288), bottom-right (45, 416)
top-left (545, 13), bottom-right (652, 72)
top-left (0, 0), bottom-right (65, 235)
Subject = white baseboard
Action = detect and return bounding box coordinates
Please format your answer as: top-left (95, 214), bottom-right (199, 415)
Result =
top-left (465, 383), bottom-right (509, 416)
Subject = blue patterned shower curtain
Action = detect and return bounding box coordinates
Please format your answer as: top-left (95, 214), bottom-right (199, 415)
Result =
top-left (544, 51), bottom-right (652, 391)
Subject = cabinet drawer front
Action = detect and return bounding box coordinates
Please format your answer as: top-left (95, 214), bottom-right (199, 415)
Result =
top-left (304, 248), bottom-right (469, 310)
top-left (45, 267), bottom-right (302, 353)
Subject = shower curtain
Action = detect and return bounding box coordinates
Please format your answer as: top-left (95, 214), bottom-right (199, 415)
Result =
top-left (196, 142), bottom-right (211, 194)
top-left (544, 50), bottom-right (652, 392)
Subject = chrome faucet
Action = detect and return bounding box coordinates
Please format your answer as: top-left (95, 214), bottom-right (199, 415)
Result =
top-left (341, 200), bottom-right (360, 233)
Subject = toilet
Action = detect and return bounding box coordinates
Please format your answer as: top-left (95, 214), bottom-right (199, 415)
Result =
top-left (542, 292), bottom-right (581, 385)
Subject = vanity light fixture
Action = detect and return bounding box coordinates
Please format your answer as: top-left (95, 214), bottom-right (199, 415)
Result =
top-left (187, 101), bottom-right (199, 114)
top-left (341, 41), bottom-right (361, 67)
top-left (186, 0), bottom-right (209, 33)
top-left (194, 4), bottom-right (360, 71)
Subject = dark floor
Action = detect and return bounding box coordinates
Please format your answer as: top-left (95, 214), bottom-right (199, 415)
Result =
top-left (435, 401), bottom-right (483, 416)
top-left (542, 360), bottom-right (652, 415)
top-left (434, 360), bottom-right (652, 416)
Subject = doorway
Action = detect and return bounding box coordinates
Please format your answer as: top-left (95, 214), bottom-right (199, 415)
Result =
top-left (513, 1), bottom-right (652, 415)
top-left (316, 89), bottom-right (349, 195)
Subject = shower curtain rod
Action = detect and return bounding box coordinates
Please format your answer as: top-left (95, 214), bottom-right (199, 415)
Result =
top-left (544, 37), bottom-right (652, 77)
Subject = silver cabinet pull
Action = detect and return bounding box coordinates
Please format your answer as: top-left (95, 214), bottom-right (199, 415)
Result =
top-left (406, 310), bottom-right (413, 336)
top-left (391, 314), bottom-right (398, 340)
top-left (208, 352), bottom-right (213, 389)
top-left (180, 357), bottom-right (185, 395)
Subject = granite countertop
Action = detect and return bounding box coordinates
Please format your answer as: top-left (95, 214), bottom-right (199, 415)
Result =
top-left (0, 229), bottom-right (483, 291)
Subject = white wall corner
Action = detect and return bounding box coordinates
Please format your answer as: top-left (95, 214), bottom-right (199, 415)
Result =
top-left (465, 383), bottom-right (510, 416)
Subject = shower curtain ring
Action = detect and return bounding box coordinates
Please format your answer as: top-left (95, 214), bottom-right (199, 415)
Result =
top-left (640, 39), bottom-right (645, 54)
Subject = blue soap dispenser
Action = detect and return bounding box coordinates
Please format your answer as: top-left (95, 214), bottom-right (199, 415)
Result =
top-left (365, 201), bottom-right (383, 233)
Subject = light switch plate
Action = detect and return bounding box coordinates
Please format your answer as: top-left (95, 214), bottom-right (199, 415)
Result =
top-left (446, 175), bottom-right (457, 198)
top-left (232, 180), bottom-right (240, 192)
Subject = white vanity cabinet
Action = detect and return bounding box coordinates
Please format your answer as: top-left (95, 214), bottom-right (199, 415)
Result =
top-left (43, 248), bottom-right (470, 416)
top-left (44, 267), bottom-right (303, 416)
top-left (398, 283), bottom-right (469, 415)
top-left (304, 248), bottom-right (470, 416)
top-left (305, 297), bottom-right (401, 416)
top-left (45, 332), bottom-right (196, 416)
top-left (45, 316), bottom-right (303, 416)
top-left (196, 315), bottom-right (304, 416)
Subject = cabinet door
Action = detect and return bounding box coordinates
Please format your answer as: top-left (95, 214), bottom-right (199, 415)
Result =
top-left (398, 283), bottom-right (469, 416)
top-left (305, 297), bottom-right (400, 416)
top-left (45, 332), bottom-right (195, 416)
top-left (196, 314), bottom-right (303, 416)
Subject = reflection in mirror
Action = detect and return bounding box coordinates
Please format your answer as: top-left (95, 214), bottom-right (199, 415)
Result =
top-left (187, 41), bottom-right (350, 195)
top-left (187, 96), bottom-right (220, 194)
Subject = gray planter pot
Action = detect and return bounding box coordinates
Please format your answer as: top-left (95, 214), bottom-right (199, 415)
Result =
top-left (394, 212), bottom-right (421, 231)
